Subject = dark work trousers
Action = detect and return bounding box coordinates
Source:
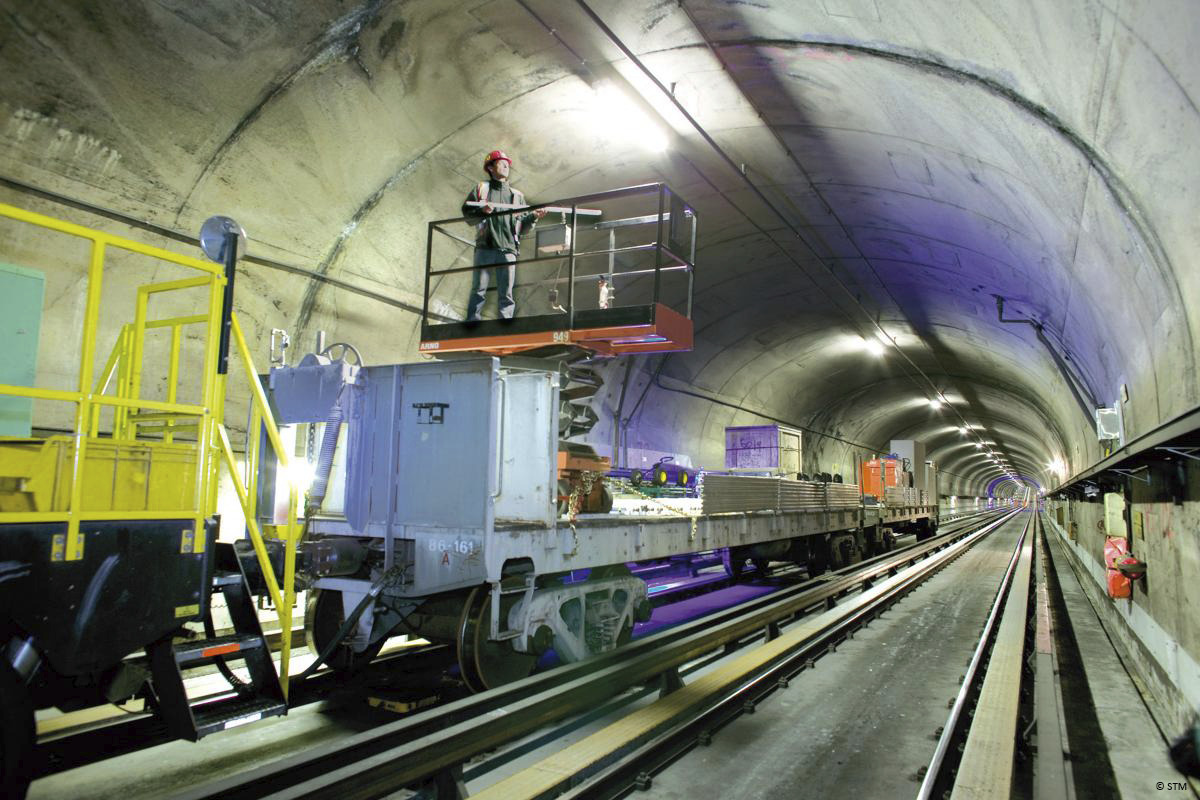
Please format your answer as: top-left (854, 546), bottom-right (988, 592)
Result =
top-left (467, 248), bottom-right (517, 321)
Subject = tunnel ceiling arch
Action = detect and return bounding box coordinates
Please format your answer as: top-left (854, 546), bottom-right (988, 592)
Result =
top-left (1, 0), bottom-right (1196, 497)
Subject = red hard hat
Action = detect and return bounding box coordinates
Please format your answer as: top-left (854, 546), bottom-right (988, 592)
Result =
top-left (483, 149), bottom-right (511, 172)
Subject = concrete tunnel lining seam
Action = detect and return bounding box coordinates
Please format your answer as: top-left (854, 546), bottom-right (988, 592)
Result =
top-left (655, 34), bottom-right (1191, 361)
top-left (677, 0), bottom-right (1029, 460)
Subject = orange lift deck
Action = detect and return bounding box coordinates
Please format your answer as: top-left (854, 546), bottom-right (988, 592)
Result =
top-left (419, 182), bottom-right (696, 357)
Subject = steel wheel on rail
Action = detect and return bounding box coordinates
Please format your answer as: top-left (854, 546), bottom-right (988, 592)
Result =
top-left (807, 537), bottom-right (831, 576)
top-left (456, 584), bottom-right (537, 692)
top-left (723, 547), bottom-right (749, 581)
top-left (0, 660), bottom-right (34, 799)
top-left (305, 588), bottom-right (385, 674)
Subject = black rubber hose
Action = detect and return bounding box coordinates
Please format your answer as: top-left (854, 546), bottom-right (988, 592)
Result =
top-left (293, 576), bottom-right (388, 682)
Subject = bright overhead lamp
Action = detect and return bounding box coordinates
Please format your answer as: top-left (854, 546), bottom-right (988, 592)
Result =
top-left (864, 337), bottom-right (885, 356)
top-left (594, 84), bottom-right (669, 153)
top-left (928, 398), bottom-right (943, 409)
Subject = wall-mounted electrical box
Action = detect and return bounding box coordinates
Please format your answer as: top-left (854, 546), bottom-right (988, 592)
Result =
top-left (1096, 406), bottom-right (1122, 442)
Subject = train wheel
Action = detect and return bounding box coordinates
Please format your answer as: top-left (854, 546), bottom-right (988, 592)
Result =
top-left (808, 537), bottom-right (831, 576)
top-left (617, 619), bottom-right (634, 648)
top-left (456, 585), bottom-right (536, 692)
top-left (1, 661), bottom-right (34, 800)
top-left (305, 589), bottom-right (385, 674)
top-left (723, 547), bottom-right (749, 581)
top-left (752, 557), bottom-right (770, 578)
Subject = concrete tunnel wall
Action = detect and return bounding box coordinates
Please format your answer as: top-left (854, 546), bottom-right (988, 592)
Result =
top-left (0, 0), bottom-right (1197, 727)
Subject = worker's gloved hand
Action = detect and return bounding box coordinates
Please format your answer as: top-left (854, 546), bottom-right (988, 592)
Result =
top-left (533, 207), bottom-right (547, 219)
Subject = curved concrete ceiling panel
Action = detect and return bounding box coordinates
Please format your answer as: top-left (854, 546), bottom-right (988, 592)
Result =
top-left (1, 0), bottom-right (1196, 498)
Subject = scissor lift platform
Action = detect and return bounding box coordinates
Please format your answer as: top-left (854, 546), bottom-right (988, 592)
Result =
top-left (419, 302), bottom-right (692, 356)
top-left (420, 182), bottom-right (696, 358)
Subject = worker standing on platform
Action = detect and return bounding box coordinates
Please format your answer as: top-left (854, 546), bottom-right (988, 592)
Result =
top-left (462, 149), bottom-right (546, 321)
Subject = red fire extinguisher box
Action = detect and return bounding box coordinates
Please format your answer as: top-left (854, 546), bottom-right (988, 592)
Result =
top-left (1105, 536), bottom-right (1131, 598)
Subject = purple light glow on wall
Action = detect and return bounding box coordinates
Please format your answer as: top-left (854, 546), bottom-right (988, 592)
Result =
top-left (986, 474), bottom-right (1041, 497)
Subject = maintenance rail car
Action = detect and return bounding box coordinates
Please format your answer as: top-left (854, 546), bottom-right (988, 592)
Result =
top-left (261, 353), bottom-right (938, 693)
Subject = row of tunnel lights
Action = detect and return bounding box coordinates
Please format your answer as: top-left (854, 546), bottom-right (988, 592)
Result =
top-left (859, 335), bottom-right (1067, 487)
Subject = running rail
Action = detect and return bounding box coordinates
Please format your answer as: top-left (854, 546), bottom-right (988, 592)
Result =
top-left (918, 511), bottom-right (1033, 799)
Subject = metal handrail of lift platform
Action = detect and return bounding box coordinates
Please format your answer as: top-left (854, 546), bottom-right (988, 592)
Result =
top-left (420, 182), bottom-right (697, 357)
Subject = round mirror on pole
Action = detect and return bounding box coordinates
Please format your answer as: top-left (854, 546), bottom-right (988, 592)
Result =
top-left (199, 215), bottom-right (247, 263)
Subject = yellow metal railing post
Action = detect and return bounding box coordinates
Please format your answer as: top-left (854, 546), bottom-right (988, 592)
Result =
top-left (230, 312), bottom-right (299, 698)
top-left (65, 240), bottom-right (106, 560)
top-left (191, 274), bottom-right (224, 555)
top-left (165, 324), bottom-right (182, 443)
top-left (90, 327), bottom-right (126, 437)
top-left (215, 424), bottom-right (286, 611)
top-left (129, 287), bottom-right (150, 429)
top-left (113, 325), bottom-right (132, 439)
top-left (246, 404), bottom-right (262, 520)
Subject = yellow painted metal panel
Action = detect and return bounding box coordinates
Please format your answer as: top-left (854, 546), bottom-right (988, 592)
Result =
top-left (0, 509), bottom-right (197, 523)
top-left (0, 437), bottom-right (197, 514)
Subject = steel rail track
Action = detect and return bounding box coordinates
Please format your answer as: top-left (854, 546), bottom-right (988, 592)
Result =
top-left (481, 511), bottom-right (1023, 800)
top-left (918, 511), bottom-right (1033, 799)
top-left (175, 511), bottom-right (1012, 800)
top-left (32, 642), bottom-right (452, 778)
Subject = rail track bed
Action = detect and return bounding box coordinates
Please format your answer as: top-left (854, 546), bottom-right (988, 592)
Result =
top-left (27, 512), bottom-right (1002, 799)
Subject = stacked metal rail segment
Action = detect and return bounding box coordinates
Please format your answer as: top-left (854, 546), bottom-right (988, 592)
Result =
top-left (0, 187), bottom-right (939, 798)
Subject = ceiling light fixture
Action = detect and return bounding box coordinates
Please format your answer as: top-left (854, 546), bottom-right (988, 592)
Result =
top-left (594, 84), bottom-right (669, 153)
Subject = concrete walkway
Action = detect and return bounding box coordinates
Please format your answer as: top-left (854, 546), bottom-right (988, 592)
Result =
top-left (1044, 519), bottom-right (1194, 799)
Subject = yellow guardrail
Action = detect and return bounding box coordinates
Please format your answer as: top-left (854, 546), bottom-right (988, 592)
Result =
top-left (0, 201), bottom-right (302, 697)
